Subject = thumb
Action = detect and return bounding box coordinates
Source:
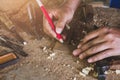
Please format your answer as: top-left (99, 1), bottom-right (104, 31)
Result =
top-left (55, 18), bottom-right (67, 34)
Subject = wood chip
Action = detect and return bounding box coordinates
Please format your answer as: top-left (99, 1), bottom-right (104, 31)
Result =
top-left (115, 70), bottom-right (120, 74)
top-left (43, 46), bottom-right (47, 51)
top-left (73, 77), bottom-right (77, 80)
top-left (79, 72), bottom-right (86, 77)
top-left (82, 67), bottom-right (93, 75)
top-left (47, 53), bottom-right (56, 60)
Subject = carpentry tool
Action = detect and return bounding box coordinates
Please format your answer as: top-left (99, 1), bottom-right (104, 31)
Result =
top-left (0, 35), bottom-right (28, 57)
top-left (94, 56), bottom-right (120, 80)
top-left (48, 39), bottom-right (57, 50)
top-left (27, 2), bottom-right (40, 40)
top-left (0, 13), bottom-right (26, 45)
top-left (35, 0), bottom-right (63, 43)
top-left (0, 52), bottom-right (17, 64)
top-left (0, 52), bottom-right (19, 69)
top-left (94, 59), bottom-right (110, 80)
top-left (0, 49), bottom-right (19, 69)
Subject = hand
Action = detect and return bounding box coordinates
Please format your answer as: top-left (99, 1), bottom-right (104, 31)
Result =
top-left (73, 27), bottom-right (120, 63)
top-left (43, 0), bottom-right (80, 39)
top-left (43, 7), bottom-right (74, 38)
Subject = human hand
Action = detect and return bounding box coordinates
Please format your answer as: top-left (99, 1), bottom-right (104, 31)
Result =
top-left (43, 6), bottom-right (74, 39)
top-left (73, 27), bottom-right (120, 63)
top-left (43, 0), bottom-right (80, 40)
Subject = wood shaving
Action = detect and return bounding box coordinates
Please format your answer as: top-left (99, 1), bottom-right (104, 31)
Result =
top-left (76, 60), bottom-right (80, 64)
top-left (79, 67), bottom-right (93, 77)
top-left (43, 46), bottom-right (47, 51)
top-left (79, 72), bottom-right (86, 77)
top-left (82, 67), bottom-right (93, 75)
top-left (47, 53), bottom-right (56, 60)
top-left (73, 77), bottom-right (77, 80)
top-left (115, 70), bottom-right (120, 75)
top-left (67, 64), bottom-right (71, 67)
top-left (105, 71), bottom-right (108, 74)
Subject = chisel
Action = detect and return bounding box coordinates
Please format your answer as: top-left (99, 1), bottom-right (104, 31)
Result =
top-left (0, 52), bottom-right (19, 69)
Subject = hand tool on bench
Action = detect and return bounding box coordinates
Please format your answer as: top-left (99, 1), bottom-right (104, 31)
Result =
top-left (0, 35), bottom-right (28, 57)
top-left (0, 51), bottom-right (19, 69)
top-left (94, 59), bottom-right (110, 80)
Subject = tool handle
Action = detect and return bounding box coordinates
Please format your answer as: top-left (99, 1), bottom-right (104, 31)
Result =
top-left (0, 53), bottom-right (17, 64)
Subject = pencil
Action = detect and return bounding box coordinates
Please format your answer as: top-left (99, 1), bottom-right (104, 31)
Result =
top-left (36, 0), bottom-right (63, 43)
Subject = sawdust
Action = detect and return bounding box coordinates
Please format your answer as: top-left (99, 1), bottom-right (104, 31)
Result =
top-left (0, 30), bottom-right (120, 80)
top-left (0, 32), bottom-right (92, 80)
top-left (0, 0), bottom-right (120, 80)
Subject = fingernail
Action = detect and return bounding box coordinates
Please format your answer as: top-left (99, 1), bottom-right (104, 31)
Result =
top-left (73, 50), bottom-right (77, 56)
top-left (77, 45), bottom-right (81, 48)
top-left (79, 55), bottom-right (83, 59)
top-left (88, 59), bottom-right (92, 63)
top-left (56, 28), bottom-right (62, 34)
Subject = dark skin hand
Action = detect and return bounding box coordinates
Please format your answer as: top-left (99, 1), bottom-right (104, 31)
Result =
top-left (73, 27), bottom-right (120, 63)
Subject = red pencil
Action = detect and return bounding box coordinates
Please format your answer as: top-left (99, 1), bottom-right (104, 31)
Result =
top-left (36, 0), bottom-right (63, 43)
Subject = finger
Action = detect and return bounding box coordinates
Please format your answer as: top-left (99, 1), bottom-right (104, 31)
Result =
top-left (79, 42), bottom-right (111, 59)
top-left (61, 34), bottom-right (66, 40)
top-left (80, 35), bottom-right (107, 52)
top-left (43, 14), bottom-right (56, 38)
top-left (55, 17), bottom-right (67, 34)
top-left (73, 48), bottom-right (82, 56)
top-left (87, 49), bottom-right (113, 63)
top-left (78, 27), bottom-right (109, 48)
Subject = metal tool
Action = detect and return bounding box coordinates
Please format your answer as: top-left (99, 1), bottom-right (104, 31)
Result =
top-left (0, 13), bottom-right (26, 45)
top-left (94, 56), bottom-right (120, 80)
top-left (95, 59), bottom-right (110, 80)
top-left (0, 35), bottom-right (28, 57)
top-left (27, 2), bottom-right (40, 40)
top-left (48, 39), bottom-right (57, 50)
